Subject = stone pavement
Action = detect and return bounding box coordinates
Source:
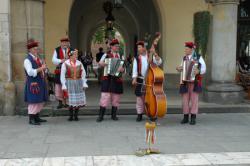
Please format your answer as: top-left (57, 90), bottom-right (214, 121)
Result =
top-left (1, 152), bottom-right (250, 165)
top-left (18, 80), bottom-right (250, 115)
top-left (0, 113), bottom-right (250, 165)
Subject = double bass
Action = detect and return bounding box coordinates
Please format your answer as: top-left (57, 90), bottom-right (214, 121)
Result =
top-left (144, 32), bottom-right (167, 120)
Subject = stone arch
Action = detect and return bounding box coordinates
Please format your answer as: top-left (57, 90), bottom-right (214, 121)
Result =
top-left (68, 0), bottom-right (163, 61)
top-left (86, 22), bottom-right (130, 55)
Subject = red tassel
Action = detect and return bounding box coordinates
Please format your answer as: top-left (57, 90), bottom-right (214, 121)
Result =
top-left (63, 90), bottom-right (68, 99)
top-left (146, 129), bottom-right (149, 143)
top-left (35, 58), bottom-right (42, 67)
top-left (151, 130), bottom-right (155, 144)
top-left (196, 75), bottom-right (202, 86)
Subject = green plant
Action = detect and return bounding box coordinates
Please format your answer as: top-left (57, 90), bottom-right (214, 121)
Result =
top-left (92, 26), bottom-right (116, 44)
top-left (193, 11), bottom-right (211, 58)
top-left (92, 26), bottom-right (125, 56)
top-left (119, 41), bottom-right (125, 55)
top-left (92, 26), bottom-right (106, 44)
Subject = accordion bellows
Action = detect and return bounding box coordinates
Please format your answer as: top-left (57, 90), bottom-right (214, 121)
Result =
top-left (181, 60), bottom-right (198, 82)
top-left (104, 58), bottom-right (124, 77)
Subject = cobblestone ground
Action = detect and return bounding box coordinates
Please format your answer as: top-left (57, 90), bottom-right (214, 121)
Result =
top-left (0, 113), bottom-right (250, 165)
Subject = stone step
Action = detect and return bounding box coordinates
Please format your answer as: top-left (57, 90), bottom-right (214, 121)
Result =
top-left (17, 104), bottom-right (250, 116)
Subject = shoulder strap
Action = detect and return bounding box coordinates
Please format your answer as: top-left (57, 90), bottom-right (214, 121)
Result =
top-left (136, 55), bottom-right (142, 76)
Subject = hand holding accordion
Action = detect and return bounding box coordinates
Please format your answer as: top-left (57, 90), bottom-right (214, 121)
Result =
top-left (103, 58), bottom-right (125, 77)
top-left (180, 60), bottom-right (199, 84)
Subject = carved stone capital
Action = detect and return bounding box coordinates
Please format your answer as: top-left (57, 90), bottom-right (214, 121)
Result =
top-left (18, 0), bottom-right (45, 3)
top-left (204, 0), bottom-right (239, 5)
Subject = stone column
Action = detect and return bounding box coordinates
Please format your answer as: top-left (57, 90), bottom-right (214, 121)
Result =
top-left (205, 0), bottom-right (244, 104)
top-left (0, 0), bottom-right (16, 115)
top-left (11, 0), bottom-right (45, 108)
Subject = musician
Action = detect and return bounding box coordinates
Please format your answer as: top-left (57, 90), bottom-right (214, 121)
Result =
top-left (60, 49), bottom-right (88, 121)
top-left (176, 42), bottom-right (206, 125)
top-left (96, 47), bottom-right (105, 84)
top-left (24, 39), bottom-right (48, 125)
top-left (132, 41), bottom-right (162, 122)
top-left (52, 37), bottom-right (73, 109)
top-left (96, 39), bottom-right (125, 122)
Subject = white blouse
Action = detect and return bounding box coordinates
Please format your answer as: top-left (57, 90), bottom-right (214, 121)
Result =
top-left (132, 54), bottom-right (162, 78)
top-left (60, 59), bottom-right (88, 90)
top-left (24, 53), bottom-right (38, 77)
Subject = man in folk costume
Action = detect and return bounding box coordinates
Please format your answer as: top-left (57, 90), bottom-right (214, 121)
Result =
top-left (60, 49), bottom-right (88, 121)
top-left (96, 39), bottom-right (125, 122)
top-left (176, 42), bottom-right (206, 125)
top-left (132, 41), bottom-right (162, 122)
top-left (52, 37), bottom-right (73, 109)
top-left (24, 39), bottom-right (48, 125)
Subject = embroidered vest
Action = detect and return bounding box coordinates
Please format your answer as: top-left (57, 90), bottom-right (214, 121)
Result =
top-left (65, 64), bottom-right (82, 79)
top-left (135, 54), bottom-right (149, 77)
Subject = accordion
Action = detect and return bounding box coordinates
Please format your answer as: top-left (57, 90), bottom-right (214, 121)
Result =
top-left (180, 60), bottom-right (199, 83)
top-left (103, 58), bottom-right (125, 77)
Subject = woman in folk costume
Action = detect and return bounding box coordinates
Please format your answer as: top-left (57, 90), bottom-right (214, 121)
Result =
top-left (176, 42), bottom-right (206, 125)
top-left (24, 39), bottom-right (48, 125)
top-left (132, 41), bottom-right (162, 122)
top-left (60, 49), bottom-right (88, 121)
top-left (52, 37), bottom-right (73, 109)
top-left (96, 39), bottom-right (125, 122)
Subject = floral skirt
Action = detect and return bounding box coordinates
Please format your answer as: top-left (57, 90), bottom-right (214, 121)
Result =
top-left (66, 79), bottom-right (86, 107)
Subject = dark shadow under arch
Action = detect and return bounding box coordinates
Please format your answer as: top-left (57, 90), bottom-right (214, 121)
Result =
top-left (69, 0), bottom-right (162, 57)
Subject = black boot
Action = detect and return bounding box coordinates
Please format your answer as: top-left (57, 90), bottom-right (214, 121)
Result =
top-left (96, 106), bottom-right (106, 122)
top-left (29, 114), bottom-right (40, 125)
top-left (64, 103), bottom-right (69, 108)
top-left (57, 100), bottom-right (63, 109)
top-left (136, 114), bottom-right (143, 122)
top-left (111, 106), bottom-right (119, 121)
top-left (190, 114), bottom-right (196, 125)
top-left (35, 113), bottom-right (47, 123)
top-left (68, 109), bottom-right (73, 121)
top-left (74, 109), bottom-right (79, 121)
top-left (181, 114), bottom-right (189, 124)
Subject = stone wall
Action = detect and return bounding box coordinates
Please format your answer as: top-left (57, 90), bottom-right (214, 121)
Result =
top-left (11, 0), bottom-right (45, 108)
top-left (0, 0), bottom-right (15, 115)
top-left (0, 13), bottom-right (10, 82)
top-left (0, 12), bottom-right (10, 113)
